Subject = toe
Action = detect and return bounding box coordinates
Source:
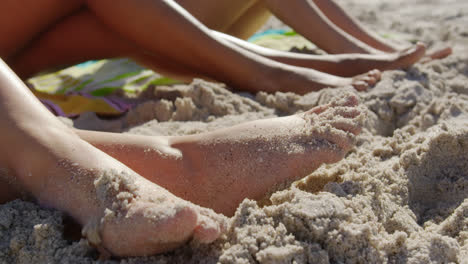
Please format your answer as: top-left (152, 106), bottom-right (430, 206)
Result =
top-left (99, 202), bottom-right (198, 257)
top-left (332, 107), bottom-right (361, 119)
top-left (329, 119), bottom-right (362, 135)
top-left (352, 80), bottom-right (368, 91)
top-left (313, 129), bottom-right (355, 154)
top-left (352, 69), bottom-right (381, 90)
top-left (366, 76), bottom-right (377, 86)
top-left (193, 215), bottom-right (223, 243)
top-left (310, 104), bottom-right (330, 115)
top-left (192, 208), bottom-right (227, 244)
top-left (369, 69), bottom-right (382, 81)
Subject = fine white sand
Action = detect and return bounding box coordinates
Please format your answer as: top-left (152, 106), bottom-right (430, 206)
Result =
top-left (1, 0), bottom-right (468, 263)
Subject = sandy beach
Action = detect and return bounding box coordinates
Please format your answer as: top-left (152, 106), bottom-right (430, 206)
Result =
top-left (1, 0), bottom-right (467, 263)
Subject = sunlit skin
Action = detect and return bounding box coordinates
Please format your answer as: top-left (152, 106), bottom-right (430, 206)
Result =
top-left (0, 56), bottom-right (363, 256)
top-left (0, 0), bottom-right (451, 257)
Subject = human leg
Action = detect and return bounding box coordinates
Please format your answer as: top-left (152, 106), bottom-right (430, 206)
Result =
top-left (83, 0), bottom-right (378, 93)
top-left (177, 0), bottom-right (378, 54)
top-left (11, 0), bottom-right (379, 94)
top-left (310, 0), bottom-right (452, 60)
top-left (8, 0), bottom-right (261, 78)
top-left (182, 0), bottom-right (450, 62)
top-left (175, 0), bottom-right (260, 34)
top-left (214, 31), bottom-right (425, 77)
top-left (10, 10), bottom-right (202, 81)
top-left (176, 0), bottom-right (273, 40)
top-left (310, 0), bottom-right (398, 52)
top-left (178, 0), bottom-right (446, 63)
top-left (76, 94), bottom-right (363, 216)
top-left (0, 58), bottom-right (225, 256)
top-left (262, 0), bottom-right (380, 54)
top-left (224, 1), bottom-right (272, 40)
top-left (177, 0), bottom-right (451, 62)
top-left (0, 0), bottom-right (83, 60)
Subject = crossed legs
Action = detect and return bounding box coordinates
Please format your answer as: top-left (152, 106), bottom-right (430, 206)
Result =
top-left (0, 55), bottom-right (366, 251)
top-left (8, 0), bottom-right (451, 95)
top-left (209, 0), bottom-right (451, 58)
top-left (0, 55), bottom-right (365, 256)
top-left (0, 58), bottom-right (227, 256)
top-left (2, 0), bottom-right (383, 95)
top-left (0, 0), bottom-right (438, 256)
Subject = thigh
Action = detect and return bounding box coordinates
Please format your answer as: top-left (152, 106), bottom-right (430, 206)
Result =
top-left (175, 0), bottom-right (259, 32)
top-left (11, 9), bottom-right (203, 81)
top-left (11, 10), bottom-right (136, 78)
top-left (225, 1), bottom-right (272, 39)
top-left (0, 0), bottom-right (83, 59)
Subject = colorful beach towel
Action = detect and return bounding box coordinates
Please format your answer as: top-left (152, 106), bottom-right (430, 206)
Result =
top-left (36, 90), bottom-right (132, 117)
top-left (28, 59), bottom-right (181, 116)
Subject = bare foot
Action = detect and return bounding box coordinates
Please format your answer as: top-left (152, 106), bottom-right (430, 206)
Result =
top-left (0, 107), bottom-right (225, 257)
top-left (421, 46), bottom-right (452, 63)
top-left (219, 32), bottom-right (421, 79)
top-left (171, 94), bottom-right (364, 215)
top-left (79, 94), bottom-right (364, 216)
top-left (260, 64), bottom-right (381, 94)
top-left (384, 42), bottom-right (427, 69)
top-left (351, 69), bottom-right (381, 91)
top-left (86, 169), bottom-right (226, 256)
top-left (281, 44), bottom-right (424, 78)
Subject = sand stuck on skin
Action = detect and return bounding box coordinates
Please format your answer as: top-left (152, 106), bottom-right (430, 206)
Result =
top-left (1, 0), bottom-right (468, 263)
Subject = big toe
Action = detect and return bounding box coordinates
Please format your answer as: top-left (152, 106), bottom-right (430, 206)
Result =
top-left (99, 203), bottom-right (198, 257)
top-left (351, 80), bottom-right (368, 91)
top-left (192, 208), bottom-right (227, 244)
top-left (368, 69), bottom-right (382, 81)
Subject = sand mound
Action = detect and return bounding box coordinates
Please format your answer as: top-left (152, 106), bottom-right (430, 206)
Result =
top-left (1, 0), bottom-right (468, 263)
top-left (403, 122), bottom-right (468, 224)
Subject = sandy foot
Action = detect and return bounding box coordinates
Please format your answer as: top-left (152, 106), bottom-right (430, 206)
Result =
top-left (83, 169), bottom-right (226, 256)
top-left (171, 93), bottom-right (364, 215)
top-left (1, 118), bottom-right (226, 257)
top-left (84, 93), bottom-right (365, 216)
